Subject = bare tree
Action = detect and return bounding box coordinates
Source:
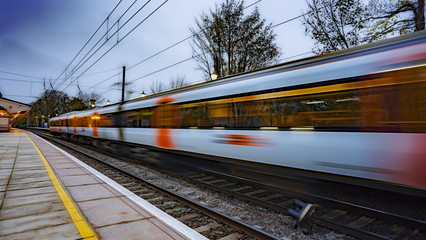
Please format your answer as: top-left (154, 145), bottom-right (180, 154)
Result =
top-left (149, 75), bottom-right (191, 94)
top-left (149, 81), bottom-right (168, 94)
top-left (363, 0), bottom-right (425, 42)
top-left (169, 75), bottom-right (191, 90)
top-left (77, 91), bottom-right (105, 108)
top-left (303, 0), bottom-right (425, 54)
top-left (302, 0), bottom-right (364, 54)
top-left (190, 0), bottom-right (281, 80)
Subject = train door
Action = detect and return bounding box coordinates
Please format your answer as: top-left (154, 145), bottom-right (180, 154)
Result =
top-left (73, 116), bottom-right (78, 134)
top-left (90, 112), bottom-right (99, 138)
top-left (154, 96), bottom-right (179, 149)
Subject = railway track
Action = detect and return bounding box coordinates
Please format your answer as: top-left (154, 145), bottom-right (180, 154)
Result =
top-left (29, 129), bottom-right (426, 239)
top-left (29, 129), bottom-right (280, 240)
top-left (175, 168), bottom-right (426, 240)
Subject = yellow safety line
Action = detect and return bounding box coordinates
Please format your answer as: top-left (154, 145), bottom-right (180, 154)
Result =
top-left (25, 133), bottom-right (98, 240)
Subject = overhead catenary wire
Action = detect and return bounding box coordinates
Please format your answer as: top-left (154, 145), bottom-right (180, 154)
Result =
top-left (61, 0), bottom-right (169, 92)
top-left (90, 0), bottom-right (265, 92)
top-left (0, 77), bottom-right (111, 89)
top-left (120, 10), bottom-right (321, 87)
top-left (0, 70), bottom-right (45, 80)
top-left (85, 1), bottom-right (327, 100)
top-left (55, 0), bottom-right (142, 89)
top-left (53, 0), bottom-right (124, 87)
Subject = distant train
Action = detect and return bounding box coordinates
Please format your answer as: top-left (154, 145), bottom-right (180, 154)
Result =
top-left (50, 31), bottom-right (426, 194)
top-left (0, 106), bottom-right (10, 132)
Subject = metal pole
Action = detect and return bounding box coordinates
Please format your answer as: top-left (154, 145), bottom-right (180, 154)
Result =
top-left (27, 110), bottom-right (30, 127)
top-left (121, 66), bottom-right (126, 104)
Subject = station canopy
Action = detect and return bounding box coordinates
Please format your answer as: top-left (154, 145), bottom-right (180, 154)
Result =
top-left (0, 97), bottom-right (31, 119)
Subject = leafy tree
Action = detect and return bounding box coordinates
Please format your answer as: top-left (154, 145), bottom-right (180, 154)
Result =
top-left (29, 89), bottom-right (71, 126)
top-left (11, 113), bottom-right (28, 128)
top-left (69, 97), bottom-right (87, 111)
top-left (363, 0), bottom-right (425, 42)
top-left (190, 0), bottom-right (281, 80)
top-left (302, 0), bottom-right (365, 54)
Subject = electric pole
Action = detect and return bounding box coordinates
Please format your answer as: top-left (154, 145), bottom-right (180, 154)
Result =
top-left (121, 66), bottom-right (126, 104)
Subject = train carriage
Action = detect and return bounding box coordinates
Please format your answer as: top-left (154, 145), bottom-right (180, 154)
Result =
top-left (50, 31), bottom-right (426, 194)
top-left (0, 106), bottom-right (10, 132)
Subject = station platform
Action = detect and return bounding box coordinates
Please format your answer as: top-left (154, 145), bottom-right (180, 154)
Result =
top-left (0, 129), bottom-right (207, 240)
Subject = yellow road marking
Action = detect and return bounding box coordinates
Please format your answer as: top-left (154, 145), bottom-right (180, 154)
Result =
top-left (25, 133), bottom-right (98, 240)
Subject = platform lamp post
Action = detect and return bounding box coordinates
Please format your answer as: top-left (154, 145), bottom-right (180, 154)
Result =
top-left (211, 70), bottom-right (218, 81)
top-left (90, 99), bottom-right (96, 108)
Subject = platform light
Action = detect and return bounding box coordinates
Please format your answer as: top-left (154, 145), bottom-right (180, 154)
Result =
top-left (306, 100), bottom-right (324, 105)
top-left (90, 99), bottom-right (96, 108)
top-left (290, 126), bottom-right (314, 131)
top-left (140, 91), bottom-right (146, 97)
top-left (336, 97), bottom-right (360, 102)
top-left (107, 100), bottom-right (110, 105)
top-left (260, 127), bottom-right (279, 130)
top-left (211, 71), bottom-right (218, 80)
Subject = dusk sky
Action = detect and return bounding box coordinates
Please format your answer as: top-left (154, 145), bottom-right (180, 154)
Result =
top-left (0, 0), bottom-right (314, 105)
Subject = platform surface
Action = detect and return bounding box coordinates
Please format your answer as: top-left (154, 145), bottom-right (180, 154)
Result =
top-left (0, 130), bottom-right (206, 240)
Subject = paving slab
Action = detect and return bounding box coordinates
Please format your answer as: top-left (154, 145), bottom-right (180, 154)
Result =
top-left (96, 219), bottom-right (186, 240)
top-left (1, 130), bottom-right (207, 240)
top-left (0, 222), bottom-right (82, 240)
top-left (0, 131), bottom-right (87, 240)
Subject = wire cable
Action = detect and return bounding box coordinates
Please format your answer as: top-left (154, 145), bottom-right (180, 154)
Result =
top-left (0, 77), bottom-right (111, 89)
top-left (0, 70), bottom-right (44, 79)
top-left (122, 10), bottom-right (318, 86)
top-left (59, 0), bottom-right (141, 85)
top-left (61, 0), bottom-right (169, 92)
top-left (55, 0), bottom-right (141, 89)
top-left (53, 0), bottom-right (123, 87)
top-left (90, 0), bottom-right (264, 91)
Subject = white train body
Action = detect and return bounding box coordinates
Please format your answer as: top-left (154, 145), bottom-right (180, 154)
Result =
top-left (50, 32), bottom-right (426, 192)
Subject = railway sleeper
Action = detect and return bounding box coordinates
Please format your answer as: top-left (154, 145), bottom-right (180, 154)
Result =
top-left (177, 213), bottom-right (202, 222)
top-left (217, 233), bottom-right (244, 240)
top-left (346, 216), bottom-right (375, 229)
top-left (194, 222), bottom-right (221, 233)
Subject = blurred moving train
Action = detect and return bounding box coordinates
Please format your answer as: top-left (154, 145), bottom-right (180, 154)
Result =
top-left (50, 31), bottom-right (426, 195)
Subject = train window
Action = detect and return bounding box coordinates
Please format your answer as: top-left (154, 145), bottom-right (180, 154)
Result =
top-left (89, 114), bottom-right (99, 128)
top-left (202, 90), bottom-right (362, 130)
top-left (78, 117), bottom-right (88, 127)
top-left (119, 111), bottom-right (138, 127)
top-left (359, 79), bottom-right (426, 133)
top-left (139, 109), bottom-right (153, 128)
top-left (100, 114), bottom-right (113, 127)
top-left (209, 103), bottom-right (229, 128)
top-left (181, 103), bottom-right (211, 128)
top-left (156, 104), bottom-right (179, 128)
top-left (68, 118), bottom-right (74, 126)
